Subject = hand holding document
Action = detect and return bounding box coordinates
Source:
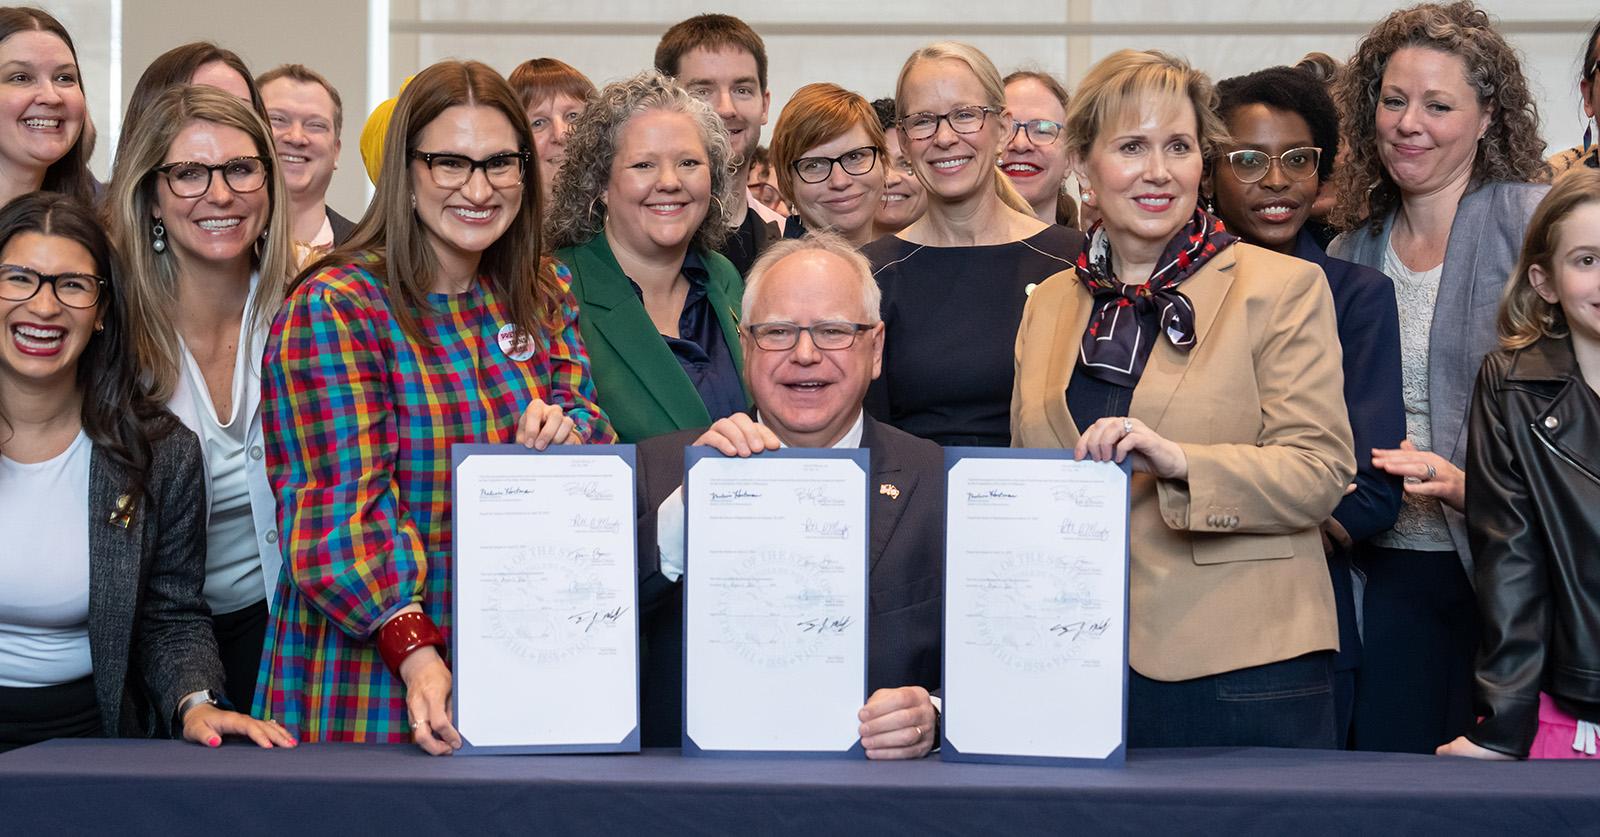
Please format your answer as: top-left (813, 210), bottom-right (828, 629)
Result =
top-left (682, 448), bottom-right (870, 756)
top-left (451, 445), bottom-right (639, 754)
top-left (942, 449), bottom-right (1130, 765)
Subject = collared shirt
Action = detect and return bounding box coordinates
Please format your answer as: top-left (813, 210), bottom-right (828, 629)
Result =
top-left (655, 410), bottom-right (866, 582)
top-left (292, 214), bottom-right (336, 272)
top-left (628, 249), bottom-right (747, 426)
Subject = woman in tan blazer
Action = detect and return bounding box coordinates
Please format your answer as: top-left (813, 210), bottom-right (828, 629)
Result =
top-left (1011, 50), bottom-right (1355, 748)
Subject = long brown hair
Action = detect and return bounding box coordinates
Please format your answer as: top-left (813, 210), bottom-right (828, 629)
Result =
top-left (117, 41), bottom-right (267, 153)
top-left (310, 60), bottom-right (560, 343)
top-left (1497, 168), bottom-right (1600, 349)
top-left (0, 7), bottom-right (94, 203)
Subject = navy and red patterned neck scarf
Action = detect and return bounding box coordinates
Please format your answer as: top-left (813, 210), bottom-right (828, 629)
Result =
top-left (1076, 208), bottom-right (1236, 388)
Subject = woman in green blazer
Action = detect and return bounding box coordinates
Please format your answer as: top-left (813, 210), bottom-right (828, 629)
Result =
top-left (549, 70), bottom-right (749, 442)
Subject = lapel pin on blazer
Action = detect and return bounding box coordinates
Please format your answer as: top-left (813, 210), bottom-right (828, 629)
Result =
top-left (110, 494), bottom-right (134, 529)
top-left (879, 483), bottom-right (900, 500)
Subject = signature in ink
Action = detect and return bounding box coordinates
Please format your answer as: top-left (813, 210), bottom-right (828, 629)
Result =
top-left (1049, 619), bottom-right (1111, 641)
top-left (569, 606), bottom-right (629, 633)
top-left (797, 615), bottom-right (854, 635)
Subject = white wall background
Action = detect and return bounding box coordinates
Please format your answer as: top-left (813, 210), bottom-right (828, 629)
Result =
top-left (37, 1), bottom-right (1600, 217)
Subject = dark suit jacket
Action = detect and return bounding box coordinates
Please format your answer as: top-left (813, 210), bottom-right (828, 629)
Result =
top-left (633, 416), bottom-right (944, 747)
top-left (326, 207), bottom-right (357, 246)
top-left (89, 422), bottom-right (225, 737)
top-left (556, 233), bottom-right (748, 443)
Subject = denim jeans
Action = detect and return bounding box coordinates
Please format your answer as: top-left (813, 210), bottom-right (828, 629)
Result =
top-left (1128, 652), bottom-right (1338, 748)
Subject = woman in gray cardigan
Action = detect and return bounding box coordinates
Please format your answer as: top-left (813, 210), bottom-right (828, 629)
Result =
top-left (1326, 1), bottom-right (1549, 754)
top-left (0, 192), bottom-right (292, 752)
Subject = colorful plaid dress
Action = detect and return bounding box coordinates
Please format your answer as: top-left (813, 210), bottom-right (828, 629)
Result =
top-left (253, 254), bottom-right (614, 741)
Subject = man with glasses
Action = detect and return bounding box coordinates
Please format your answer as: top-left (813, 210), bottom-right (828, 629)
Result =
top-left (634, 231), bottom-right (944, 759)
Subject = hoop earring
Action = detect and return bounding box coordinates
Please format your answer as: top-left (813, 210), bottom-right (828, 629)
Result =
top-left (709, 193), bottom-right (727, 225)
top-left (151, 219), bottom-right (167, 254)
top-left (587, 194), bottom-right (605, 223)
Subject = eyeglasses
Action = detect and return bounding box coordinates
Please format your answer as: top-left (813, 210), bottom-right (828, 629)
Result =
top-left (0, 264), bottom-right (105, 309)
top-left (152, 156), bottom-right (270, 199)
top-left (898, 105), bottom-right (1002, 141)
top-left (1010, 119), bottom-right (1063, 146)
top-left (1223, 147), bottom-right (1322, 184)
top-left (410, 150), bottom-right (531, 189)
top-left (746, 321), bottom-right (874, 351)
top-left (791, 146), bottom-right (881, 184)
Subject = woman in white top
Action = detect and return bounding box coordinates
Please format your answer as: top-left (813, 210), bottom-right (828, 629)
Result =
top-left (0, 190), bottom-right (291, 752)
top-left (107, 85), bottom-right (294, 712)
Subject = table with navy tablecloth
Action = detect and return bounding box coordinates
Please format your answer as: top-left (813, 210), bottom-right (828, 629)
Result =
top-left (0, 740), bottom-right (1594, 834)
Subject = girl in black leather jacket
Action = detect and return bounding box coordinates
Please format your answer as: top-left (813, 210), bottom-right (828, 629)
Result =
top-left (1440, 169), bottom-right (1600, 760)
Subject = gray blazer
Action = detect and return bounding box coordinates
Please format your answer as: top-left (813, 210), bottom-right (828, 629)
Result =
top-left (1329, 180), bottom-right (1548, 577)
top-left (88, 422), bottom-right (226, 737)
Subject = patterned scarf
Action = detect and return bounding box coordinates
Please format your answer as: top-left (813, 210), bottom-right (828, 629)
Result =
top-left (1076, 207), bottom-right (1236, 387)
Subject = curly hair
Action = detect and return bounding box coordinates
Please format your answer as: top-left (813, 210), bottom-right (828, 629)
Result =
top-left (1216, 66), bottom-right (1341, 182)
top-left (546, 70), bottom-right (737, 252)
top-left (1331, 1), bottom-right (1548, 233)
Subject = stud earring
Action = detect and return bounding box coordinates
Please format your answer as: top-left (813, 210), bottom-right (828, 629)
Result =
top-left (1080, 189), bottom-right (1095, 207)
top-left (151, 220), bottom-right (167, 254)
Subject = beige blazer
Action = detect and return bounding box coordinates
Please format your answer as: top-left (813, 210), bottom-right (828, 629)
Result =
top-left (1012, 243), bottom-right (1355, 681)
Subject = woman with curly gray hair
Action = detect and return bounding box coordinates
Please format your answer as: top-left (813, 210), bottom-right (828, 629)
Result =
top-left (550, 70), bottom-right (747, 443)
top-left (1325, 0), bottom-right (1549, 755)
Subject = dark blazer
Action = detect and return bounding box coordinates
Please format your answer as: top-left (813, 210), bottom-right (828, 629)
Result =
top-left (556, 233), bottom-right (748, 443)
top-left (326, 207), bottom-right (357, 246)
top-left (633, 416), bottom-right (944, 746)
top-left (88, 422), bottom-right (225, 738)
top-left (1329, 180), bottom-right (1549, 575)
top-left (1465, 338), bottom-right (1600, 757)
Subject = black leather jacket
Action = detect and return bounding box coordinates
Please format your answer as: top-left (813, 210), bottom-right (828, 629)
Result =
top-left (1464, 337), bottom-right (1600, 757)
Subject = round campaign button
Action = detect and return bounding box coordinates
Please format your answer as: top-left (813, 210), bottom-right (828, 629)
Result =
top-left (497, 323), bottom-right (536, 362)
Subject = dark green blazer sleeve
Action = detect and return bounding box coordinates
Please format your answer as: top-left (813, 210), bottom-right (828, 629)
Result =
top-left (556, 233), bottom-right (749, 443)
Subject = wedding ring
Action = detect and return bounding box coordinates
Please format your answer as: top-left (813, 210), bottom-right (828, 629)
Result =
top-left (412, 717), bottom-right (428, 729)
top-left (1122, 418), bottom-right (1134, 435)
top-left (1425, 464), bottom-right (1437, 481)
top-left (914, 725), bottom-right (924, 739)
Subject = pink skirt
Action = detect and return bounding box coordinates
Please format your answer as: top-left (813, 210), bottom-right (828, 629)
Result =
top-left (1527, 693), bottom-right (1600, 760)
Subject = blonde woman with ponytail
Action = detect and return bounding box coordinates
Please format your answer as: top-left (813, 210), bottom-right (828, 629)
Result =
top-left (862, 41), bottom-right (1085, 447)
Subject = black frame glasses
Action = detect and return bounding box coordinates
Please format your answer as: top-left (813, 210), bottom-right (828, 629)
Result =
top-left (745, 321), bottom-right (875, 351)
top-left (0, 263), bottom-right (106, 309)
top-left (790, 146), bottom-right (881, 184)
top-left (898, 105), bottom-right (1002, 141)
top-left (1222, 147), bottom-right (1322, 184)
top-left (410, 150), bottom-right (531, 189)
top-left (151, 156), bottom-right (270, 198)
top-left (1010, 119), bottom-right (1064, 146)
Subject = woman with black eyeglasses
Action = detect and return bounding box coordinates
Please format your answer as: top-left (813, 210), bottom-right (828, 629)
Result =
top-left (105, 85), bottom-right (294, 713)
top-left (768, 83), bottom-right (886, 248)
top-left (1549, 18), bottom-right (1600, 177)
top-left (1003, 70), bottom-right (1078, 229)
top-left (1203, 65), bottom-right (1406, 746)
top-left (862, 42), bottom-right (1086, 448)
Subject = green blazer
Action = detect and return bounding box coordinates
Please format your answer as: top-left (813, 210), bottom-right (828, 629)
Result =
top-left (556, 233), bottom-right (748, 443)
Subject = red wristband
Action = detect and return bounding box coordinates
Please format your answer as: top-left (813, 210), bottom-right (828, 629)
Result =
top-left (377, 611), bottom-right (446, 677)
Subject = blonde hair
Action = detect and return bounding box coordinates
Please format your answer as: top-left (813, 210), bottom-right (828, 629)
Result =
top-left (1063, 49), bottom-right (1230, 166)
top-left (106, 85), bottom-right (293, 401)
top-left (893, 41), bottom-right (1033, 216)
top-left (1498, 168), bottom-right (1600, 349)
top-left (769, 83), bottom-right (887, 215)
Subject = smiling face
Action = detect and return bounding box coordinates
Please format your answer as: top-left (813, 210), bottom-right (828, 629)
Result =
top-left (875, 130), bottom-right (926, 234)
top-left (789, 124), bottom-right (884, 244)
top-left (190, 60), bottom-right (252, 102)
top-left (410, 104), bottom-right (524, 284)
top-left (602, 108), bottom-right (712, 259)
top-left (677, 46), bottom-right (768, 166)
top-left (1532, 201), bottom-right (1600, 348)
top-left (153, 120), bottom-right (271, 276)
top-left (261, 76), bottom-right (340, 202)
top-left (0, 231), bottom-right (100, 394)
top-left (743, 249), bottom-right (882, 448)
top-left (899, 58), bottom-right (1009, 205)
top-left (1077, 96), bottom-right (1203, 267)
top-left (1001, 77), bottom-right (1070, 216)
top-left (0, 30), bottom-right (86, 179)
top-left (527, 92), bottom-right (585, 204)
top-left (1209, 103), bottom-right (1320, 254)
top-left (1374, 46), bottom-right (1491, 200)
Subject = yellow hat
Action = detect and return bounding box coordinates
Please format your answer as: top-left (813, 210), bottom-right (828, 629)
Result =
top-left (359, 75), bottom-right (415, 186)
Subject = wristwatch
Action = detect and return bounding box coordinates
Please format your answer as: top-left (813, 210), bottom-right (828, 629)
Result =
top-left (177, 689), bottom-right (221, 722)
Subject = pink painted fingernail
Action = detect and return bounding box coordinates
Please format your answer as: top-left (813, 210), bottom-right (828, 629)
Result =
top-left (208, 736), bottom-right (221, 747)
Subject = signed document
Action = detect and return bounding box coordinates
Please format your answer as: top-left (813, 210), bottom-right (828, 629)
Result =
top-left (450, 444), bottom-right (639, 754)
top-left (942, 449), bottom-right (1130, 765)
top-left (682, 447), bottom-right (870, 756)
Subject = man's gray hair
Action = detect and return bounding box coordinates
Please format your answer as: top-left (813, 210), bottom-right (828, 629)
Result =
top-left (741, 230), bottom-right (882, 324)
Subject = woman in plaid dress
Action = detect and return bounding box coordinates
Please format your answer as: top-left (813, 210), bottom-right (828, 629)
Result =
top-left (255, 60), bottom-right (614, 754)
